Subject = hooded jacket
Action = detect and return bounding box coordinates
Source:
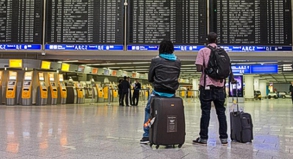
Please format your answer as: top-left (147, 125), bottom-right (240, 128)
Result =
top-left (148, 54), bottom-right (181, 94)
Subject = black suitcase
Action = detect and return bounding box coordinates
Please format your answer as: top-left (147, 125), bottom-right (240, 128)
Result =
top-left (230, 111), bottom-right (253, 143)
top-left (149, 97), bottom-right (185, 149)
top-left (230, 84), bottom-right (253, 143)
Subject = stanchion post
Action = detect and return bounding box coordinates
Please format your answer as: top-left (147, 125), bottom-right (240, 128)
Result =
top-left (107, 86), bottom-right (111, 106)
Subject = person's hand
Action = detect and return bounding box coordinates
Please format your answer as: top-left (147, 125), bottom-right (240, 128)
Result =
top-left (231, 79), bottom-right (237, 84)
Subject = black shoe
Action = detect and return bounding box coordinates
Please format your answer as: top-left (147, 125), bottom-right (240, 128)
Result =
top-left (126, 105), bottom-right (130, 107)
top-left (140, 137), bottom-right (149, 144)
top-left (193, 137), bottom-right (207, 144)
top-left (220, 138), bottom-right (228, 145)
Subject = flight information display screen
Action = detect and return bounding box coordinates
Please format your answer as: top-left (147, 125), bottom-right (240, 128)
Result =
top-left (0, 0), bottom-right (43, 43)
top-left (46, 0), bottom-right (124, 44)
top-left (211, 0), bottom-right (292, 45)
top-left (128, 0), bottom-right (207, 44)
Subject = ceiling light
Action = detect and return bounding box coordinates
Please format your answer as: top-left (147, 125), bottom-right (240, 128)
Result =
top-left (62, 60), bottom-right (79, 63)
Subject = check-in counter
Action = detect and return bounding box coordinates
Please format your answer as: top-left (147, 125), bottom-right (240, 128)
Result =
top-left (21, 72), bottom-right (33, 106)
top-left (6, 71), bottom-right (17, 106)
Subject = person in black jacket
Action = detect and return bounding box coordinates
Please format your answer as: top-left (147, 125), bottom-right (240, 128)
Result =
top-left (118, 79), bottom-right (122, 105)
top-left (132, 79), bottom-right (141, 106)
top-left (140, 40), bottom-right (181, 144)
top-left (289, 81), bottom-right (293, 103)
top-left (120, 76), bottom-right (130, 106)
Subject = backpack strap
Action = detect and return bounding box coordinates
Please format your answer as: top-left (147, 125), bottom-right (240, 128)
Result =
top-left (204, 45), bottom-right (216, 87)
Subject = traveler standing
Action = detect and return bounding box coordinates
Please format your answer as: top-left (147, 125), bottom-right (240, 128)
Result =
top-left (127, 77), bottom-right (133, 105)
top-left (140, 40), bottom-right (181, 144)
top-left (121, 76), bottom-right (130, 106)
top-left (132, 79), bottom-right (141, 106)
top-left (193, 32), bottom-right (234, 145)
top-left (118, 79), bottom-right (122, 105)
top-left (289, 81), bottom-right (293, 103)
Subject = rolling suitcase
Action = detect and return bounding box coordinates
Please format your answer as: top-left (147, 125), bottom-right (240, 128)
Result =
top-left (230, 84), bottom-right (253, 143)
top-left (149, 96), bottom-right (185, 149)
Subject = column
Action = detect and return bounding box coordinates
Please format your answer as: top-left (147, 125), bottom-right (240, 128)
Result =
top-left (254, 77), bottom-right (260, 91)
top-left (244, 75), bottom-right (254, 100)
top-left (192, 78), bottom-right (199, 90)
top-left (192, 78), bottom-right (199, 97)
top-left (259, 80), bottom-right (267, 99)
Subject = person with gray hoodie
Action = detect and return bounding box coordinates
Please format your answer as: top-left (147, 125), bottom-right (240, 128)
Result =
top-left (140, 40), bottom-right (181, 144)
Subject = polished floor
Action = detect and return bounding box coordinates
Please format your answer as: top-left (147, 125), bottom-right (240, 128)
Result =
top-left (0, 98), bottom-right (293, 159)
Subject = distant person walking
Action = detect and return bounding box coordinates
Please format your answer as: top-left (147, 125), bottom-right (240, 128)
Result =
top-left (121, 76), bottom-right (130, 106)
top-left (132, 79), bottom-right (141, 106)
top-left (289, 81), bottom-right (293, 103)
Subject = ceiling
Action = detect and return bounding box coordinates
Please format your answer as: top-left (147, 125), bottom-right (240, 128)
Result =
top-left (56, 59), bottom-right (293, 83)
top-left (31, 50), bottom-right (293, 83)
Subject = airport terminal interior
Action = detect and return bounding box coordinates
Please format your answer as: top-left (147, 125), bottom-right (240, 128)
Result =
top-left (0, 0), bottom-right (293, 158)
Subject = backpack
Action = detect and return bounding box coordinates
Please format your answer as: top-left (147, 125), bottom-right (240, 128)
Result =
top-left (204, 46), bottom-right (231, 80)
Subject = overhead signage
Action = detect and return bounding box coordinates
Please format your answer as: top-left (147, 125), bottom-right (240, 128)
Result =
top-left (9, 59), bottom-right (22, 68)
top-left (0, 44), bottom-right (41, 50)
top-left (41, 61), bottom-right (51, 70)
top-left (45, 44), bottom-right (123, 51)
top-left (127, 45), bottom-right (292, 52)
top-left (92, 68), bottom-right (98, 74)
top-left (282, 64), bottom-right (293, 72)
top-left (232, 65), bottom-right (278, 74)
top-left (61, 63), bottom-right (70, 72)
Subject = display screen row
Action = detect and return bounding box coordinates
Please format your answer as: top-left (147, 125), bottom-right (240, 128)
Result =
top-left (0, 0), bottom-right (291, 45)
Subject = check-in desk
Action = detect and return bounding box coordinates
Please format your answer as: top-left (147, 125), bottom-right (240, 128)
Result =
top-left (6, 71), bottom-right (17, 106)
top-left (76, 83), bottom-right (84, 104)
top-left (36, 73), bottom-right (48, 106)
top-left (58, 75), bottom-right (67, 104)
top-left (47, 73), bottom-right (57, 105)
top-left (21, 72), bottom-right (33, 106)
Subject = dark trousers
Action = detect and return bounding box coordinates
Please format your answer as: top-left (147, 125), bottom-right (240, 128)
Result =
top-left (129, 90), bottom-right (132, 105)
top-left (121, 92), bottom-right (129, 106)
top-left (291, 93), bottom-right (293, 103)
top-left (118, 92), bottom-right (122, 105)
top-left (199, 86), bottom-right (228, 139)
top-left (132, 91), bottom-right (139, 105)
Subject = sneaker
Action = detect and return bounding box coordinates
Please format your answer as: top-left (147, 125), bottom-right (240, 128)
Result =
top-left (140, 137), bottom-right (149, 144)
top-left (192, 137), bottom-right (207, 144)
top-left (220, 138), bottom-right (228, 145)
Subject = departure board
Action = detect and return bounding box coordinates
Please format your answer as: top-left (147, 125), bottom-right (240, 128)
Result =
top-left (46, 0), bottom-right (124, 44)
top-left (0, 0), bottom-right (43, 43)
top-left (129, 0), bottom-right (207, 44)
top-left (212, 0), bottom-right (292, 45)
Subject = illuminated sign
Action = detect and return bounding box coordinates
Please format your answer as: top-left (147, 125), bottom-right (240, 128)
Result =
top-left (232, 65), bottom-right (278, 74)
top-left (45, 44), bottom-right (123, 51)
top-left (9, 59), bottom-right (22, 68)
top-left (0, 44), bottom-right (41, 50)
top-left (61, 63), bottom-right (70, 72)
top-left (41, 61), bottom-right (51, 69)
top-left (127, 45), bottom-right (292, 52)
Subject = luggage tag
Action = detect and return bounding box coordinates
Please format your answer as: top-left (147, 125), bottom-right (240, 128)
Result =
top-left (205, 86), bottom-right (210, 90)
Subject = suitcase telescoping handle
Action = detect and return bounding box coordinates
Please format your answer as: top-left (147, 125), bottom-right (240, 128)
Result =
top-left (232, 81), bottom-right (239, 112)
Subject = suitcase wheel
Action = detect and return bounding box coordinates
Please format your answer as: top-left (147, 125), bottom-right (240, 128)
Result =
top-left (156, 145), bottom-right (159, 149)
top-left (178, 144), bottom-right (183, 148)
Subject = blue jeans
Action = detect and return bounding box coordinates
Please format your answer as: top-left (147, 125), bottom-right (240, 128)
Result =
top-left (143, 92), bottom-right (154, 137)
top-left (199, 86), bottom-right (228, 139)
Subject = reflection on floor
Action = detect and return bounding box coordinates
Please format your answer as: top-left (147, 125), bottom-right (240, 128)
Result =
top-left (0, 99), bottom-right (293, 159)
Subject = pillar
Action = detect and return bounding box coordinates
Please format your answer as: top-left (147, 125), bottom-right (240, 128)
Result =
top-left (259, 80), bottom-right (267, 98)
top-left (254, 77), bottom-right (260, 91)
top-left (192, 78), bottom-right (199, 90)
top-left (192, 78), bottom-right (199, 97)
top-left (244, 75), bottom-right (254, 100)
